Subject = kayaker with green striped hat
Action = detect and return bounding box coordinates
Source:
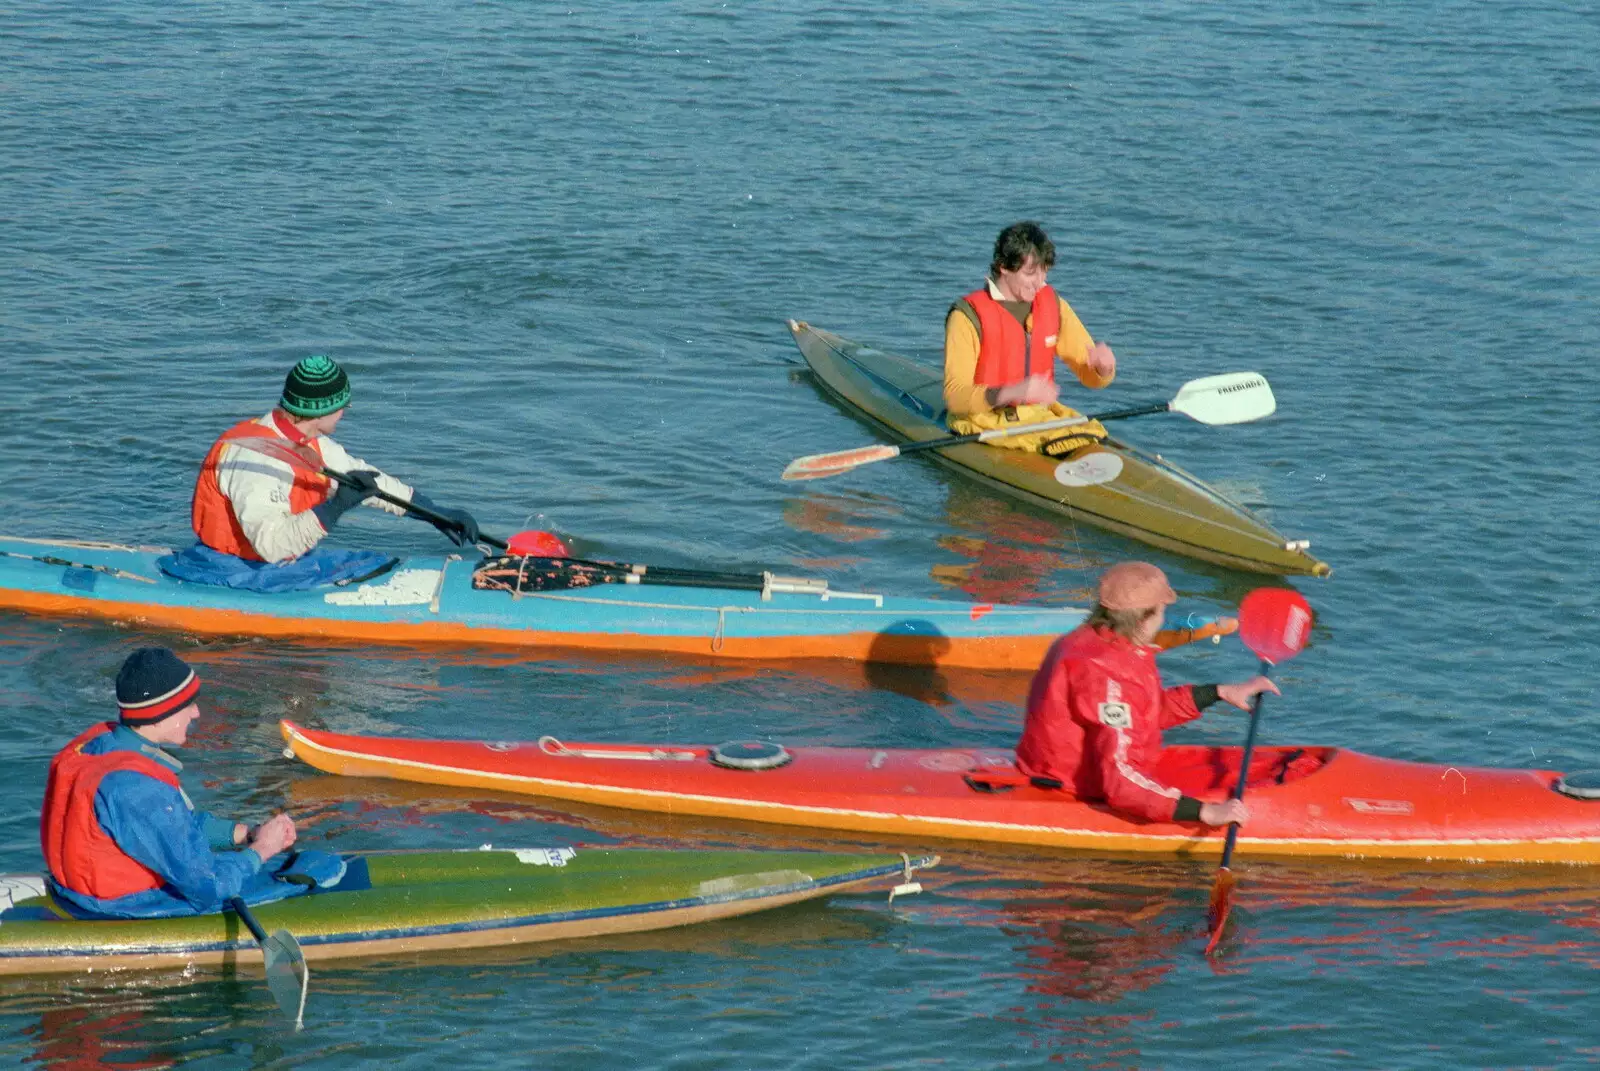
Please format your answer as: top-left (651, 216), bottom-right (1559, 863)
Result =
top-left (160, 355), bottom-right (481, 592)
top-left (944, 221), bottom-right (1119, 455)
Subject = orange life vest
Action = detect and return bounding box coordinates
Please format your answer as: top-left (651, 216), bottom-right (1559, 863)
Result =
top-left (191, 417), bottom-right (330, 561)
top-left (40, 723), bottom-right (181, 901)
top-left (966, 285), bottom-right (1062, 388)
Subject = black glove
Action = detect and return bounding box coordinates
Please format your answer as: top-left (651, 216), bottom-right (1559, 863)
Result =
top-left (311, 470), bottom-right (381, 530)
top-left (411, 492), bottom-right (481, 547)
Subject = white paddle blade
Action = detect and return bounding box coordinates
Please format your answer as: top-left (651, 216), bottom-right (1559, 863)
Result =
top-left (781, 443), bottom-right (902, 481)
top-left (1169, 372), bottom-right (1276, 425)
top-left (262, 929), bottom-right (309, 1030)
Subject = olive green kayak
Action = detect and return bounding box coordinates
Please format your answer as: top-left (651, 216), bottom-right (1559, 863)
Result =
top-left (0, 846), bottom-right (934, 974)
top-left (789, 321), bottom-right (1329, 577)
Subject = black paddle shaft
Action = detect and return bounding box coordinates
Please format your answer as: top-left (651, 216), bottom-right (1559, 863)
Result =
top-left (321, 465), bottom-right (509, 550)
top-left (895, 401), bottom-right (1169, 458)
top-left (229, 897), bottom-right (270, 943)
top-left (485, 556), bottom-right (794, 594)
top-left (1218, 659), bottom-right (1272, 870)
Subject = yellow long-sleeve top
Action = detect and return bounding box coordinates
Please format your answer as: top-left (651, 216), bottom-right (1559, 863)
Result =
top-left (943, 280), bottom-right (1115, 418)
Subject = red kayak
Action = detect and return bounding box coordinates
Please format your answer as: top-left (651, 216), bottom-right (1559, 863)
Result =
top-left (280, 720), bottom-right (1600, 865)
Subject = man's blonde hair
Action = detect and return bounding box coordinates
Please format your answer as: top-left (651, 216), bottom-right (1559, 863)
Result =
top-left (1084, 602), bottom-right (1158, 639)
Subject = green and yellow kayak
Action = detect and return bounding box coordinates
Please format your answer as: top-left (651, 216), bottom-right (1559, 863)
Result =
top-left (789, 322), bottom-right (1329, 577)
top-left (0, 846), bottom-right (934, 975)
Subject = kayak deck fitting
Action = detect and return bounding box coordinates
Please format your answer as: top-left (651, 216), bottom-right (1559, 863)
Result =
top-left (788, 321), bottom-right (1329, 577)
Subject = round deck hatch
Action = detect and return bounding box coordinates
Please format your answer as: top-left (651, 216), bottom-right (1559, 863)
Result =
top-left (1554, 771), bottom-right (1600, 800)
top-left (710, 741), bottom-right (792, 771)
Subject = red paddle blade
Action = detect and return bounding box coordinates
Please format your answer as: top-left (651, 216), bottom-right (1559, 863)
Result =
top-left (1237, 588), bottom-right (1314, 665)
top-left (1204, 867), bottom-right (1237, 955)
top-left (781, 444), bottom-right (900, 481)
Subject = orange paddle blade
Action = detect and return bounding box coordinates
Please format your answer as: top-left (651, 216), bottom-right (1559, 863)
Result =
top-left (781, 444), bottom-right (901, 481)
top-left (1204, 867), bottom-right (1237, 955)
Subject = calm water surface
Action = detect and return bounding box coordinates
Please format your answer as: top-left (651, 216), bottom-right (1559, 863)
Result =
top-left (2, 1), bottom-right (1598, 1067)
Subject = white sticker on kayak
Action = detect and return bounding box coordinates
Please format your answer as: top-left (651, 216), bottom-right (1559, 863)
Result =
top-left (1342, 798), bottom-right (1415, 816)
top-left (1054, 453), bottom-right (1123, 487)
top-left (514, 848), bottom-right (576, 867)
top-left (0, 875), bottom-right (47, 916)
top-left (324, 569), bottom-right (441, 606)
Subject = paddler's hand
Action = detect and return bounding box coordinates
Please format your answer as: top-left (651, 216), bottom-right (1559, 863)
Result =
top-left (311, 469), bottom-right (381, 531)
top-left (1086, 341), bottom-right (1116, 379)
top-left (1217, 675), bottom-right (1280, 711)
top-left (430, 506), bottom-right (481, 547)
top-left (410, 492), bottom-right (482, 547)
top-left (1199, 799), bottom-right (1248, 827)
top-left (992, 374), bottom-right (1059, 408)
top-left (248, 813), bottom-right (297, 861)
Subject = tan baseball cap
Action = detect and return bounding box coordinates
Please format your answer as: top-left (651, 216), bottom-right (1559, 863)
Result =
top-left (1097, 562), bottom-right (1177, 611)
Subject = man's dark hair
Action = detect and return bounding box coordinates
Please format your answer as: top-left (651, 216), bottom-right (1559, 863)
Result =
top-left (990, 221), bottom-right (1057, 276)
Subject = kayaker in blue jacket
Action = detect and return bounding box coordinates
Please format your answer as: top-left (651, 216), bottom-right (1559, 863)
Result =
top-left (40, 648), bottom-right (300, 919)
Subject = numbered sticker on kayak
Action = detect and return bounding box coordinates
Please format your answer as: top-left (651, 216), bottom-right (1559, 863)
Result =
top-left (1054, 453), bottom-right (1123, 487)
top-left (514, 848), bottom-right (576, 867)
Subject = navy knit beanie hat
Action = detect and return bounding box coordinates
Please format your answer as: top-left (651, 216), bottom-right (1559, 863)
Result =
top-left (116, 648), bottom-right (201, 725)
top-left (280, 355), bottom-right (352, 417)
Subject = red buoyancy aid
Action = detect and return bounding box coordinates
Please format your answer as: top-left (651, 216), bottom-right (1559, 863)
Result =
top-left (191, 418), bottom-right (330, 561)
top-left (41, 723), bottom-right (181, 900)
top-left (966, 285), bottom-right (1062, 388)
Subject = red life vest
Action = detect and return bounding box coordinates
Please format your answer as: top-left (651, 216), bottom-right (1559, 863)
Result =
top-left (40, 723), bottom-right (181, 900)
top-left (966, 284), bottom-right (1062, 388)
top-left (191, 416), bottom-right (331, 561)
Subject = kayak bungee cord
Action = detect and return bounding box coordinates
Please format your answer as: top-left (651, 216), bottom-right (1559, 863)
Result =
top-left (0, 549), bottom-right (156, 584)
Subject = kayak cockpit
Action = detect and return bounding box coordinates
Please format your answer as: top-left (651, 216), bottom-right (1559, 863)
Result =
top-left (1154, 745), bottom-right (1335, 795)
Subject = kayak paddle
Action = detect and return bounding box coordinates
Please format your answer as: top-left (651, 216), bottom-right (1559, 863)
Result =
top-left (226, 432), bottom-right (840, 595)
top-left (1203, 587), bottom-right (1314, 956)
top-left (222, 433), bottom-right (510, 550)
top-left (781, 371), bottom-right (1276, 481)
top-left (230, 897), bottom-right (309, 1030)
top-left (475, 555), bottom-right (837, 597)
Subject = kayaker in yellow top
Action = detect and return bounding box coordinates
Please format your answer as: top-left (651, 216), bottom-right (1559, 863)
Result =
top-left (944, 221), bottom-right (1117, 453)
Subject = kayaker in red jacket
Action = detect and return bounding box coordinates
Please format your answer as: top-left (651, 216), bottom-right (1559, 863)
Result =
top-left (1015, 562), bottom-right (1277, 826)
top-left (943, 221), bottom-right (1118, 452)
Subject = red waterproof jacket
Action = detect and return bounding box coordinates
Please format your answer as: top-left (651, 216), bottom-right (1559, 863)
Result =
top-left (1015, 625), bottom-right (1203, 822)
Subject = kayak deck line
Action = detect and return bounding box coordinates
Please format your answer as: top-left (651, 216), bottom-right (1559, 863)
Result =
top-left (0, 586), bottom-right (1068, 669)
top-left (282, 724), bottom-right (1600, 865)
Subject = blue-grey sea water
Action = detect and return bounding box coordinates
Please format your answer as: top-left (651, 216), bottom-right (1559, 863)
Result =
top-left (2, 1), bottom-right (1598, 1067)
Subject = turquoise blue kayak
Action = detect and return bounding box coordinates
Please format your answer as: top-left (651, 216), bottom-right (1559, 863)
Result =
top-left (0, 535), bottom-right (1083, 669)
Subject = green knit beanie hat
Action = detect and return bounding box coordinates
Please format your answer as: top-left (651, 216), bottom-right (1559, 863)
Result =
top-left (280, 355), bottom-right (351, 417)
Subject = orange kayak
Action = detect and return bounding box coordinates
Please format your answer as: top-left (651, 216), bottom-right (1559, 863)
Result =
top-left (281, 721), bottom-right (1600, 866)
